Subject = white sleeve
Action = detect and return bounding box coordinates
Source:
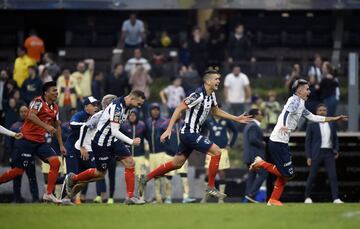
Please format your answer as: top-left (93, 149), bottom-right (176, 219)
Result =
top-left (0, 125), bottom-right (16, 137)
top-left (308, 66), bottom-right (315, 76)
top-left (121, 21), bottom-right (127, 32)
top-left (124, 60), bottom-right (133, 72)
top-left (110, 122), bottom-right (134, 145)
top-left (86, 112), bottom-right (102, 129)
top-left (139, 20), bottom-right (145, 32)
top-left (143, 59), bottom-right (151, 71)
top-left (109, 103), bottom-right (121, 123)
top-left (303, 109), bottom-right (326, 122)
top-left (224, 75), bottom-right (231, 87)
top-left (242, 74), bottom-right (250, 86)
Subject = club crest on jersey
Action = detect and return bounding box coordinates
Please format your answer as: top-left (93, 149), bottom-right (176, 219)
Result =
top-left (184, 93), bottom-right (200, 105)
top-left (102, 163), bottom-right (107, 170)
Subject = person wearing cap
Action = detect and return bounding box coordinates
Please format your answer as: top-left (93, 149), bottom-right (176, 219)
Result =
top-left (121, 109), bottom-right (147, 201)
top-left (249, 79), bottom-right (347, 206)
top-left (64, 96), bottom-right (99, 204)
top-left (145, 102), bottom-right (167, 203)
top-left (64, 90), bottom-right (146, 205)
top-left (61, 94), bottom-right (117, 205)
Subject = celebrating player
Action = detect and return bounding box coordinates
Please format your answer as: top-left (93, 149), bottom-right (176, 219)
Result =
top-left (138, 68), bottom-right (252, 200)
top-left (250, 79), bottom-right (347, 206)
top-left (0, 81), bottom-right (66, 203)
top-left (63, 96), bottom-right (100, 203)
top-left (64, 90), bottom-right (146, 205)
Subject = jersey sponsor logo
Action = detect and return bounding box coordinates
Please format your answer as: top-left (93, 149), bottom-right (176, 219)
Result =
top-left (184, 93), bottom-right (200, 105)
top-left (98, 156), bottom-right (109, 161)
top-left (21, 153), bottom-right (32, 158)
top-left (113, 110), bottom-right (121, 123)
top-left (31, 99), bottom-right (43, 111)
top-left (284, 161), bottom-right (292, 167)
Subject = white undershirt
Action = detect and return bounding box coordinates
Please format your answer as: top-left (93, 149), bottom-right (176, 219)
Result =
top-left (319, 122), bottom-right (332, 148)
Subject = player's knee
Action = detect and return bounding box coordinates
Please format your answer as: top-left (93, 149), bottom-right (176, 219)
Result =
top-left (123, 157), bottom-right (135, 168)
top-left (95, 169), bottom-right (106, 178)
top-left (13, 167), bottom-right (25, 176)
top-left (49, 158), bottom-right (61, 170)
top-left (172, 160), bottom-right (184, 169)
top-left (209, 145), bottom-right (221, 156)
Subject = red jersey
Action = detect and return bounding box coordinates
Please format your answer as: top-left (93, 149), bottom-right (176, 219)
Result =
top-left (22, 96), bottom-right (59, 143)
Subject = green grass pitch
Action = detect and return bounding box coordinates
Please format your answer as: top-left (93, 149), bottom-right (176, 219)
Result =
top-left (0, 203), bottom-right (359, 229)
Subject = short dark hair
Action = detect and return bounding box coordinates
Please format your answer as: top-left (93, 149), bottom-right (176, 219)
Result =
top-left (248, 108), bottom-right (260, 118)
top-left (292, 79), bottom-right (308, 92)
top-left (113, 63), bottom-right (123, 69)
top-left (316, 103), bottom-right (327, 110)
top-left (129, 90), bottom-right (146, 100)
top-left (42, 81), bottom-right (57, 95)
top-left (203, 67), bottom-right (220, 81)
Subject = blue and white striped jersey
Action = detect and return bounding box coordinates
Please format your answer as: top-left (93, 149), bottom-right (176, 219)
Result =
top-left (93, 97), bottom-right (130, 147)
top-left (181, 86), bottom-right (218, 134)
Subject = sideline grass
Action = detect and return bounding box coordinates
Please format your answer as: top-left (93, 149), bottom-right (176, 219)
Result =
top-left (0, 203), bottom-right (359, 229)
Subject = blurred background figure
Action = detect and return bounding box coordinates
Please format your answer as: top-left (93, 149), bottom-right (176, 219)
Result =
top-left (243, 109), bottom-right (267, 203)
top-left (304, 104), bottom-right (343, 204)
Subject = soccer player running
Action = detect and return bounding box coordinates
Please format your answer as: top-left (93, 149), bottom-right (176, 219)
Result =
top-left (138, 68), bottom-right (252, 199)
top-left (64, 96), bottom-right (100, 204)
top-left (61, 94), bottom-right (117, 204)
top-left (250, 79), bottom-right (347, 206)
top-left (64, 90), bottom-right (146, 205)
top-left (0, 81), bottom-right (66, 203)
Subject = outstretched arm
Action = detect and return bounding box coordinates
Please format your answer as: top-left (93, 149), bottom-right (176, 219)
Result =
top-left (211, 106), bottom-right (252, 124)
top-left (303, 109), bottom-right (347, 123)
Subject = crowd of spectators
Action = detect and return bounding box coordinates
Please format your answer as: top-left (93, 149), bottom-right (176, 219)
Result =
top-left (0, 13), bottom-right (342, 165)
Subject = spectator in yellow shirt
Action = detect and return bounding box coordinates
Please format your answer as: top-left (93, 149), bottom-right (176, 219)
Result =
top-left (57, 69), bottom-right (82, 121)
top-left (71, 59), bottom-right (94, 98)
top-left (13, 46), bottom-right (36, 88)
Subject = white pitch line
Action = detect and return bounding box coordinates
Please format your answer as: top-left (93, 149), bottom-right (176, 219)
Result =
top-left (342, 211), bottom-right (360, 218)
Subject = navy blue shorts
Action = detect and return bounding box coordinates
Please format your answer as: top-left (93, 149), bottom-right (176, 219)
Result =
top-left (13, 138), bottom-right (58, 168)
top-left (65, 147), bottom-right (96, 174)
top-left (92, 140), bottom-right (131, 171)
top-left (268, 140), bottom-right (294, 178)
top-left (177, 132), bottom-right (214, 158)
